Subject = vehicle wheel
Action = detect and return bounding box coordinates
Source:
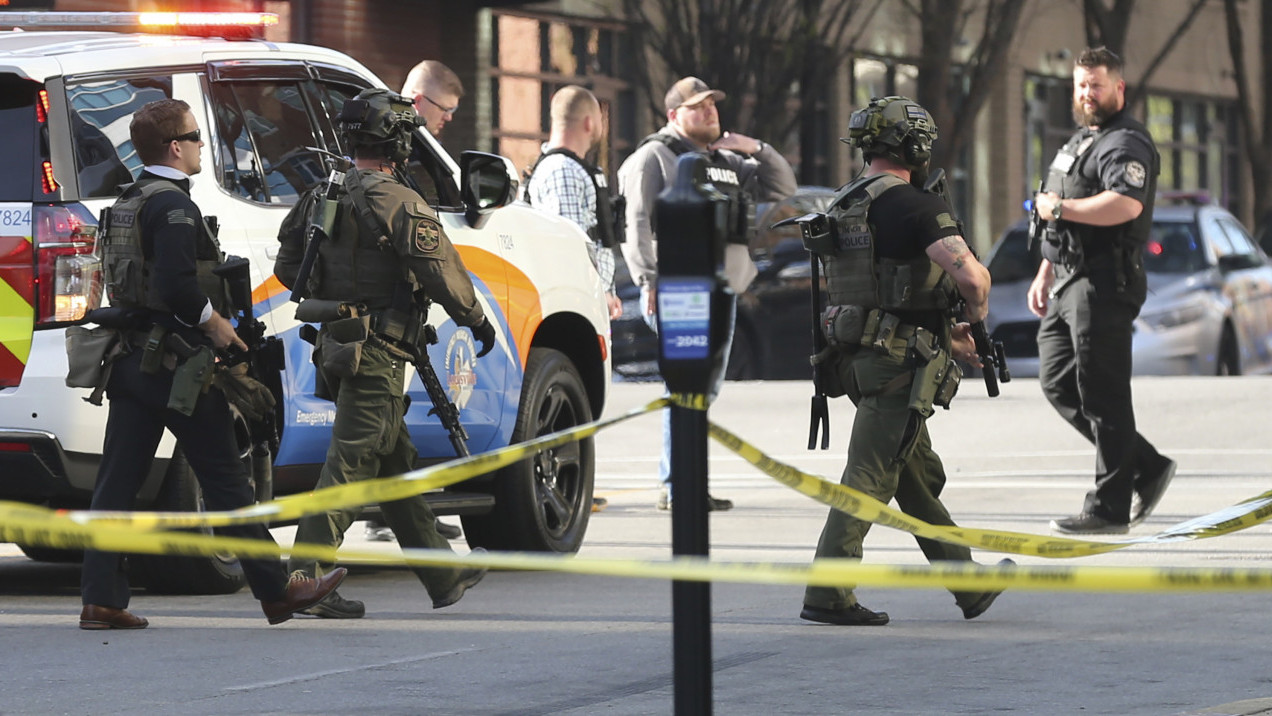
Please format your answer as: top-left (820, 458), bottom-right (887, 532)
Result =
top-left (18, 544), bottom-right (83, 563)
top-left (725, 321), bottom-right (760, 380)
top-left (462, 347), bottom-right (593, 552)
top-left (1217, 324), bottom-right (1241, 376)
top-left (131, 446), bottom-right (248, 595)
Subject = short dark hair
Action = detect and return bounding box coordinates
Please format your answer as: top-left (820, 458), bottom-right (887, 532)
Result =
top-left (130, 99), bottom-right (191, 166)
top-left (1076, 46), bottom-right (1123, 76)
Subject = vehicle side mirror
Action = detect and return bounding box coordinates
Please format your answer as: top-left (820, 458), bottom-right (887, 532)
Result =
top-left (459, 151), bottom-right (518, 229)
top-left (1217, 254), bottom-right (1257, 272)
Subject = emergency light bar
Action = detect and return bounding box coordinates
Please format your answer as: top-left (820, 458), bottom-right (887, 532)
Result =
top-left (0, 11), bottom-right (278, 29)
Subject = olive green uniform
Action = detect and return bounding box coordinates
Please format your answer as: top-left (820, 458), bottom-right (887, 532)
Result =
top-left (802, 176), bottom-right (989, 614)
top-left (276, 168), bottom-right (484, 600)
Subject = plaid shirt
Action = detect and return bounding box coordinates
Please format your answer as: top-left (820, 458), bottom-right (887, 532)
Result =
top-left (526, 151), bottom-right (615, 291)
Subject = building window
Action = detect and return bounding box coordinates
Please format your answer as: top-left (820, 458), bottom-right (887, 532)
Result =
top-left (489, 10), bottom-right (632, 182)
top-left (1147, 94), bottom-right (1240, 213)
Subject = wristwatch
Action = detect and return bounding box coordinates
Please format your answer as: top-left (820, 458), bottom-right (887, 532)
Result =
top-left (1050, 199), bottom-right (1064, 221)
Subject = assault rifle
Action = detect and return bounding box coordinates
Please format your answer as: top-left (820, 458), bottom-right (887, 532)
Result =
top-left (290, 152), bottom-right (350, 303)
top-left (922, 169), bottom-right (1010, 397)
top-left (406, 318), bottom-right (471, 458)
top-left (1026, 178), bottom-right (1047, 253)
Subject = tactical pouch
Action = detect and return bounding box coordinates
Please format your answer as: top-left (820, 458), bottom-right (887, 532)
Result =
top-left (880, 263), bottom-right (912, 307)
top-left (64, 326), bottom-right (127, 406)
top-left (810, 346), bottom-right (847, 399)
top-left (869, 312), bottom-right (900, 354)
top-left (139, 325), bottom-right (167, 374)
top-left (820, 304), bottom-right (867, 347)
top-left (317, 315), bottom-right (370, 379)
top-left (167, 345), bottom-right (215, 416)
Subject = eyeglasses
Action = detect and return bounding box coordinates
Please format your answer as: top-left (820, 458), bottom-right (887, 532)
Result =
top-left (419, 95), bottom-right (458, 116)
top-left (166, 129), bottom-right (202, 144)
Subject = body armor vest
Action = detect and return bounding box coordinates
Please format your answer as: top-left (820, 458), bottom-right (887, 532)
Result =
top-left (639, 132), bottom-right (752, 243)
top-left (525, 148), bottom-right (625, 248)
top-left (310, 170), bottom-right (411, 310)
top-left (821, 174), bottom-right (956, 313)
top-left (101, 177), bottom-right (227, 315)
top-left (1041, 112), bottom-right (1157, 286)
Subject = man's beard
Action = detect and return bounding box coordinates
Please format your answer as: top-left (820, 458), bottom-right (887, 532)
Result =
top-left (1073, 95), bottom-right (1119, 127)
top-left (685, 123), bottom-right (722, 146)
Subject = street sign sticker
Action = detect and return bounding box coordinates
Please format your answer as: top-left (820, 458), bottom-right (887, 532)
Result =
top-left (657, 278), bottom-right (711, 360)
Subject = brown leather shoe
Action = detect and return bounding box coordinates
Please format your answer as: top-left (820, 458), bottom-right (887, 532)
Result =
top-left (261, 567), bottom-right (347, 625)
top-left (79, 604), bottom-right (148, 630)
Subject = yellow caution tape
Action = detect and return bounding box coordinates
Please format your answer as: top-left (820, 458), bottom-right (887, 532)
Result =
top-left (57, 398), bottom-right (671, 531)
top-left (706, 419), bottom-right (1272, 557)
top-left (7, 499), bottom-right (1272, 592)
top-left (8, 395), bottom-right (1272, 593)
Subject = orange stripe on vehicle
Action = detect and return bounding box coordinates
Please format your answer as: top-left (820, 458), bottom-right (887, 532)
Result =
top-left (252, 274), bottom-right (288, 306)
top-left (457, 246), bottom-right (541, 371)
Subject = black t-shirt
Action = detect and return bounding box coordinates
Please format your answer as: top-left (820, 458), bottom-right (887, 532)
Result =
top-left (867, 180), bottom-right (962, 332)
top-left (869, 181), bottom-right (962, 259)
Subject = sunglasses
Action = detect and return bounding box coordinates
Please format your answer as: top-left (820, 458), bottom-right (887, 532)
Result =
top-left (419, 95), bottom-right (458, 116)
top-left (166, 129), bottom-right (202, 144)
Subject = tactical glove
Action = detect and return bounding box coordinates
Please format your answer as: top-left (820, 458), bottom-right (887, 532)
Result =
top-left (472, 317), bottom-right (496, 358)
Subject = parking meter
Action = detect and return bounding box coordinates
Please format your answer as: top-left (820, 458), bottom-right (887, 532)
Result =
top-left (655, 153), bottom-right (737, 396)
top-left (655, 152), bottom-right (742, 716)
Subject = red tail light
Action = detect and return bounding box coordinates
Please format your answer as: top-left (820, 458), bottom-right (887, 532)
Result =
top-left (33, 204), bottom-right (102, 326)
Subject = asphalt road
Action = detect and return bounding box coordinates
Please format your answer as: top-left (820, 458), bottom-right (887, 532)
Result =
top-left (3, 377), bottom-right (1272, 715)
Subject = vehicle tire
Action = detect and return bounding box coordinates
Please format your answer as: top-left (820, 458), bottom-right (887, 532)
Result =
top-left (462, 347), bottom-right (593, 552)
top-left (17, 544), bottom-right (83, 563)
top-left (725, 321), bottom-right (760, 381)
top-left (131, 446), bottom-right (248, 595)
top-left (1217, 324), bottom-right (1241, 376)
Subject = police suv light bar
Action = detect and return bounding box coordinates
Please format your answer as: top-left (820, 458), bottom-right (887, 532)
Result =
top-left (0, 12), bottom-right (279, 29)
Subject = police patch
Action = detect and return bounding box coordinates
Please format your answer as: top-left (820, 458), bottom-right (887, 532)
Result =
top-left (935, 212), bottom-right (958, 230)
top-left (414, 217), bottom-right (442, 255)
top-left (1125, 160), bottom-right (1147, 188)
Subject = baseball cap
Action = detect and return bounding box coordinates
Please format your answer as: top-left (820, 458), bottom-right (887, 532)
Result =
top-left (664, 77), bottom-right (726, 113)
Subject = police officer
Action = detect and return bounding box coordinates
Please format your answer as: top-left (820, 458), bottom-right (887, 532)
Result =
top-left (617, 76), bottom-right (797, 511)
top-left (80, 99), bottom-right (345, 630)
top-left (1029, 47), bottom-right (1176, 535)
top-left (275, 89), bottom-right (494, 619)
top-left (799, 97), bottom-right (1009, 626)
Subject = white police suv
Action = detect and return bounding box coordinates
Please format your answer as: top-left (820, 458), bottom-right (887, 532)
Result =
top-left (0, 13), bottom-right (610, 593)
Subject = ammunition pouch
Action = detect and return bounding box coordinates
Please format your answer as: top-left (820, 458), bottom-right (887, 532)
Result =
top-left (167, 344), bottom-right (215, 416)
top-left (820, 306), bottom-right (913, 358)
top-left (810, 346), bottom-right (847, 399)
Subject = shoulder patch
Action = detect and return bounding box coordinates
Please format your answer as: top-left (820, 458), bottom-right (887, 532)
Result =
top-left (413, 214), bottom-right (442, 255)
top-left (167, 208), bottom-right (195, 227)
top-left (935, 212), bottom-right (958, 230)
top-left (1124, 160), bottom-right (1147, 188)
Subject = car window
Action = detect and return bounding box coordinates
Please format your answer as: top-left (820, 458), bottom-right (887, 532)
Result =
top-left (1146, 222), bottom-right (1206, 274)
top-left (752, 189), bottom-right (835, 264)
top-left (208, 80), bottom-right (327, 204)
top-left (986, 228), bottom-right (1039, 283)
top-left (1216, 216), bottom-right (1264, 269)
top-left (64, 75), bottom-right (174, 198)
top-left (0, 74), bottom-right (41, 200)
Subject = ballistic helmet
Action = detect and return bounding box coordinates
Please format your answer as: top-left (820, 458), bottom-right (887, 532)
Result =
top-left (842, 96), bottom-right (937, 169)
top-left (337, 88), bottom-right (423, 163)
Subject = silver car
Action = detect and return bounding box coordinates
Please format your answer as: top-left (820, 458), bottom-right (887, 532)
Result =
top-left (985, 198), bottom-right (1272, 376)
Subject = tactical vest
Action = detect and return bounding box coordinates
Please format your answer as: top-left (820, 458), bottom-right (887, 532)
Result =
top-left (525, 148), bottom-right (625, 248)
top-left (820, 173), bottom-right (956, 313)
top-left (309, 170), bottom-right (412, 310)
top-left (1041, 112), bottom-right (1157, 290)
top-left (638, 131), bottom-right (752, 243)
top-left (101, 177), bottom-right (227, 315)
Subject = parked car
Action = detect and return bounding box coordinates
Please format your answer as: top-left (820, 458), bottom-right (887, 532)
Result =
top-left (985, 196), bottom-right (1272, 377)
top-left (613, 185), bottom-right (837, 380)
top-left (0, 14), bottom-right (611, 593)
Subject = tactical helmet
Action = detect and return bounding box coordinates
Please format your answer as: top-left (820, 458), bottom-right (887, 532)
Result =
top-left (337, 88), bottom-right (423, 163)
top-left (842, 96), bottom-right (937, 168)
